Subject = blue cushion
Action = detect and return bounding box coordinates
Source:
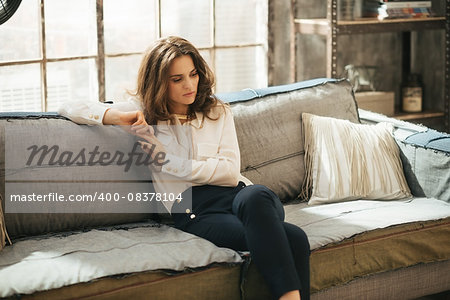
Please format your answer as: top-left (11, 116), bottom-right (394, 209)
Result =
top-left (404, 129), bottom-right (450, 154)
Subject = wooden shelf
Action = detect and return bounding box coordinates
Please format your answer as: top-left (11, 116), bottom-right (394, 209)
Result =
top-left (295, 17), bottom-right (445, 35)
top-left (394, 110), bottom-right (445, 121)
top-left (291, 0), bottom-right (449, 131)
top-left (294, 19), bottom-right (330, 35)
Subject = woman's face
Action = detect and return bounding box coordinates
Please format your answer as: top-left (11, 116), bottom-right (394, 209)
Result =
top-left (167, 54), bottom-right (199, 114)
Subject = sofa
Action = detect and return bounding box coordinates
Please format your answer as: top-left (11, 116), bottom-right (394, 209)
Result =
top-left (0, 78), bottom-right (449, 299)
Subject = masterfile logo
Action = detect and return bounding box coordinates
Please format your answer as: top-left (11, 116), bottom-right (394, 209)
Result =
top-left (4, 123), bottom-right (192, 214)
top-left (25, 142), bottom-right (169, 172)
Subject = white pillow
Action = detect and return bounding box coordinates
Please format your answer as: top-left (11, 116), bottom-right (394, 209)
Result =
top-left (301, 113), bottom-right (411, 205)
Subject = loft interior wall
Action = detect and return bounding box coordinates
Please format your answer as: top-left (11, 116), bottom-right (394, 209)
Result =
top-left (414, 31), bottom-right (445, 112)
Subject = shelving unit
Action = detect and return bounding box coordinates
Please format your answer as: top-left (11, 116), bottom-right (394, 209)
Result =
top-left (292, 0), bottom-right (450, 132)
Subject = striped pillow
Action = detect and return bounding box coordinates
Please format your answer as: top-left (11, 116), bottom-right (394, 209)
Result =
top-left (0, 195), bottom-right (11, 250)
top-left (301, 113), bottom-right (411, 205)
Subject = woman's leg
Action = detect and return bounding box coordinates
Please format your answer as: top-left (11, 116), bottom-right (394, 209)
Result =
top-left (172, 184), bottom-right (310, 299)
top-left (232, 185), bottom-right (310, 300)
top-left (181, 212), bottom-right (248, 250)
top-left (282, 222), bottom-right (310, 300)
top-left (171, 185), bottom-right (248, 250)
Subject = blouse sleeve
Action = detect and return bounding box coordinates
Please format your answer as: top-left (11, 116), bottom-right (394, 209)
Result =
top-left (161, 105), bottom-right (241, 187)
top-left (57, 98), bottom-right (141, 125)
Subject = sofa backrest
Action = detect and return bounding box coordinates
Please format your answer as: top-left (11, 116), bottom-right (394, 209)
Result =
top-left (0, 78), bottom-right (359, 239)
top-left (221, 78), bottom-right (359, 201)
top-left (0, 116), bottom-right (155, 239)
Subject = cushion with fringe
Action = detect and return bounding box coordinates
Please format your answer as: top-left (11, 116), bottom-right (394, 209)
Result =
top-left (0, 195), bottom-right (11, 250)
top-left (301, 113), bottom-right (411, 205)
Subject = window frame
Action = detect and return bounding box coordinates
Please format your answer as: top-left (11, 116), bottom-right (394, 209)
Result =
top-left (0, 0), bottom-right (268, 111)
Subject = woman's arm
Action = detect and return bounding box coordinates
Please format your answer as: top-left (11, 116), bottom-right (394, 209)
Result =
top-left (58, 98), bottom-right (143, 125)
top-left (103, 109), bottom-right (147, 126)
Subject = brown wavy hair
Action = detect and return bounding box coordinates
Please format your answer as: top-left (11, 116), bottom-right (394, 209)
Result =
top-left (134, 36), bottom-right (224, 125)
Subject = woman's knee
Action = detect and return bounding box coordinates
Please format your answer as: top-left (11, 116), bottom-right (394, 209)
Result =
top-left (233, 185), bottom-right (284, 219)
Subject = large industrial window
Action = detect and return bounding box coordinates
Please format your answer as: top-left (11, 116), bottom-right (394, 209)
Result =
top-left (0, 0), bottom-right (268, 112)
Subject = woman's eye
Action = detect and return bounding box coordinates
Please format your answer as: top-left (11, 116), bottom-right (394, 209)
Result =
top-left (191, 71), bottom-right (198, 77)
top-left (172, 78), bottom-right (182, 83)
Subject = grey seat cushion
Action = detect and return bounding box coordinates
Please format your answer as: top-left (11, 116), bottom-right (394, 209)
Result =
top-left (0, 222), bottom-right (242, 297)
top-left (285, 197), bottom-right (450, 250)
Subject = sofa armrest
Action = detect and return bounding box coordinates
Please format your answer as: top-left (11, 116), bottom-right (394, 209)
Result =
top-left (358, 109), bottom-right (450, 202)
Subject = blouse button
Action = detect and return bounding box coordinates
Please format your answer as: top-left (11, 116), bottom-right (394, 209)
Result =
top-left (185, 208), bottom-right (190, 214)
top-left (190, 214), bottom-right (196, 219)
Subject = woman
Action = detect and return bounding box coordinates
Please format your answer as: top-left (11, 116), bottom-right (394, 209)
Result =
top-left (59, 36), bottom-right (310, 300)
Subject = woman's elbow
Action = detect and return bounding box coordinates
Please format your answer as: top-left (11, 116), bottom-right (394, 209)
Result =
top-left (224, 164), bottom-right (241, 186)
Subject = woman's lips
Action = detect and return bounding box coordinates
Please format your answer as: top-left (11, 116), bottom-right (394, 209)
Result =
top-left (183, 91), bottom-right (196, 97)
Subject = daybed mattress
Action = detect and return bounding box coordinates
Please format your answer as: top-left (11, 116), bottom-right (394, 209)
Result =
top-left (0, 223), bottom-right (243, 298)
top-left (0, 198), bottom-right (449, 298)
top-left (285, 197), bottom-right (450, 292)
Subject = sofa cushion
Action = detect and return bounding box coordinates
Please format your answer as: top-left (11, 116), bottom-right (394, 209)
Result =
top-left (358, 109), bottom-right (450, 202)
top-left (0, 195), bottom-right (11, 250)
top-left (301, 113), bottom-right (411, 204)
top-left (0, 117), bottom-right (158, 239)
top-left (284, 198), bottom-right (450, 292)
top-left (223, 78), bottom-right (359, 201)
top-left (404, 129), bottom-right (450, 153)
top-left (23, 265), bottom-right (242, 300)
top-left (0, 222), bottom-right (243, 297)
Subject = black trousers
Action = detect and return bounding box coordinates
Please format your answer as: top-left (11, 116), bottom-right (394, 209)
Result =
top-left (171, 182), bottom-right (310, 300)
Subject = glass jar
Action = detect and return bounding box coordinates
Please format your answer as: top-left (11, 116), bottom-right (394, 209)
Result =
top-left (402, 73), bottom-right (423, 113)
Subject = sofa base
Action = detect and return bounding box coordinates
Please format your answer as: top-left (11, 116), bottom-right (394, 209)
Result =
top-left (10, 259), bottom-right (448, 300)
top-left (7, 264), bottom-right (241, 300)
top-left (242, 259), bottom-right (450, 300)
top-left (312, 260), bottom-right (450, 300)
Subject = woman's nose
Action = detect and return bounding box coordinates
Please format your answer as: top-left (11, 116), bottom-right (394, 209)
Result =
top-left (184, 78), bottom-right (194, 90)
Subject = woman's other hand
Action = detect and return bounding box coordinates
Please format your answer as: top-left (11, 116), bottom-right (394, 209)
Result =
top-left (138, 137), bottom-right (167, 172)
top-left (129, 122), bottom-right (166, 172)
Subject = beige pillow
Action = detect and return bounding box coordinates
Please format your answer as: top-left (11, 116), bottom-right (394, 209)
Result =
top-left (301, 113), bottom-right (411, 205)
top-left (0, 195), bottom-right (11, 250)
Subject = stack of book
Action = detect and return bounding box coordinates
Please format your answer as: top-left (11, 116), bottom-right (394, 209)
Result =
top-left (362, 0), bottom-right (432, 20)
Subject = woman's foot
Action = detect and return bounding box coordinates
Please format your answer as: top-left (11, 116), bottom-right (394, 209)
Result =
top-left (279, 290), bottom-right (300, 300)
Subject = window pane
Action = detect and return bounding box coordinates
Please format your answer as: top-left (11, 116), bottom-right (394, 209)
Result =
top-left (215, 0), bottom-right (268, 46)
top-left (104, 0), bottom-right (158, 54)
top-left (215, 46), bottom-right (267, 93)
top-left (45, 0), bottom-right (97, 58)
top-left (47, 59), bottom-right (98, 111)
top-left (0, 64), bottom-right (41, 111)
top-left (199, 50), bottom-right (212, 71)
top-left (105, 55), bottom-right (142, 102)
top-left (0, 0), bottom-right (40, 62)
top-left (161, 0), bottom-right (211, 48)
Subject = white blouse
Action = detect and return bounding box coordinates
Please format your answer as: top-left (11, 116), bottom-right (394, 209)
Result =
top-left (58, 98), bottom-right (252, 212)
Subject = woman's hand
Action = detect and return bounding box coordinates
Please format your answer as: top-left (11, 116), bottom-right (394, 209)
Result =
top-left (102, 109), bottom-right (167, 171)
top-left (136, 130), bottom-right (167, 172)
top-left (103, 108), bottom-right (147, 126)
top-left (104, 108), bottom-right (151, 138)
